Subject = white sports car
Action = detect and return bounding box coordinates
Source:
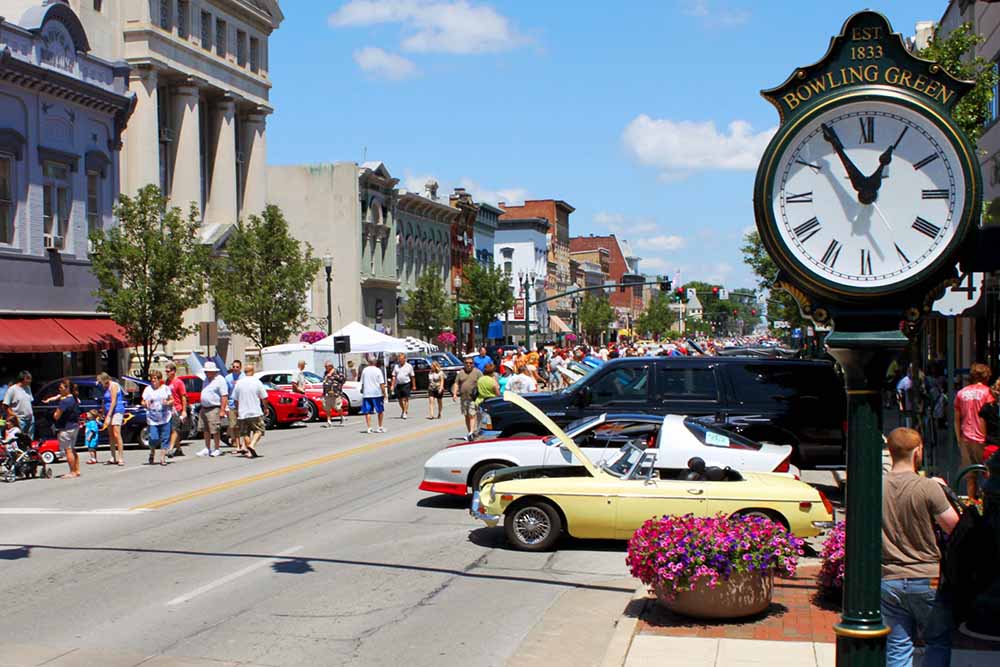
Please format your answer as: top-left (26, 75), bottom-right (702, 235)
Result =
top-left (419, 413), bottom-right (797, 496)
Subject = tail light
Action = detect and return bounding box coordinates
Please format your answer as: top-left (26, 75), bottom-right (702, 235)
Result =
top-left (773, 455), bottom-right (790, 473)
top-left (818, 490), bottom-right (834, 516)
top-left (842, 420), bottom-right (848, 435)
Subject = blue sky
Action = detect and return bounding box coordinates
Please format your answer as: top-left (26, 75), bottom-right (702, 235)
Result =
top-left (268, 1), bottom-right (947, 289)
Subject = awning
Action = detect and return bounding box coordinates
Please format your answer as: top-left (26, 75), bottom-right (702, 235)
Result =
top-left (548, 314), bottom-right (572, 333)
top-left (0, 317), bottom-right (129, 353)
top-left (486, 319), bottom-right (504, 339)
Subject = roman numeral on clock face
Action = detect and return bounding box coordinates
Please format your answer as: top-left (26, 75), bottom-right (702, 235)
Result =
top-left (860, 249), bottom-right (873, 275)
top-left (821, 239), bottom-right (842, 267)
top-left (922, 189), bottom-right (949, 199)
top-left (859, 117), bottom-right (874, 143)
top-left (912, 217), bottom-right (941, 238)
top-left (793, 217), bottom-right (821, 242)
top-left (913, 154), bottom-right (939, 170)
top-left (786, 191), bottom-right (813, 203)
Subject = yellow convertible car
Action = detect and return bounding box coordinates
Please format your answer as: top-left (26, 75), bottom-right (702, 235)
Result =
top-left (471, 393), bottom-right (834, 551)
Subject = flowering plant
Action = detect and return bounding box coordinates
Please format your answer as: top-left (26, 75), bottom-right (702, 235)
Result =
top-left (565, 333), bottom-right (578, 343)
top-left (299, 331), bottom-right (326, 344)
top-left (817, 521), bottom-right (846, 595)
top-left (436, 331), bottom-right (457, 346)
top-left (626, 514), bottom-right (803, 600)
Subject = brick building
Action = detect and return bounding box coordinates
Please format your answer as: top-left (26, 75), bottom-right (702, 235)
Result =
top-left (568, 234), bottom-right (643, 314)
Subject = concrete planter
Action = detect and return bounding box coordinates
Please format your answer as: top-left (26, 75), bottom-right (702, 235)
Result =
top-left (656, 570), bottom-right (774, 620)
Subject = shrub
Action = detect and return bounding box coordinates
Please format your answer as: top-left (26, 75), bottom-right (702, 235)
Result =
top-left (817, 521), bottom-right (846, 595)
top-left (299, 331), bottom-right (326, 344)
top-left (436, 331), bottom-right (457, 346)
top-left (627, 514), bottom-right (803, 600)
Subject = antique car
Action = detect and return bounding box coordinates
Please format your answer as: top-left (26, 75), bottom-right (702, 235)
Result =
top-left (420, 413), bottom-right (796, 497)
top-left (470, 393), bottom-right (833, 551)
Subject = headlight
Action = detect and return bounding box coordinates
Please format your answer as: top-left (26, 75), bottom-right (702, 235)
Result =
top-left (278, 397), bottom-right (292, 404)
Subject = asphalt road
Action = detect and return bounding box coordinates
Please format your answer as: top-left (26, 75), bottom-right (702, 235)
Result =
top-left (0, 401), bottom-right (632, 667)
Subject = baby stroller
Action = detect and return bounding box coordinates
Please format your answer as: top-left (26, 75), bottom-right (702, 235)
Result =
top-left (1, 433), bottom-right (53, 482)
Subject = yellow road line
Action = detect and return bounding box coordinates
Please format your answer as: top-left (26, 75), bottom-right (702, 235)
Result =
top-left (132, 419), bottom-right (461, 511)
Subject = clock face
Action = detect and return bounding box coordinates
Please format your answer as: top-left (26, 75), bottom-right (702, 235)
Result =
top-left (771, 99), bottom-right (967, 291)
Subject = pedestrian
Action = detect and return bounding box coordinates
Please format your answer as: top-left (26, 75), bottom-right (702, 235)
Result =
top-left (452, 357), bottom-right (482, 441)
top-left (165, 362), bottom-right (188, 458)
top-left (536, 346), bottom-right (549, 388)
top-left (3, 371), bottom-right (34, 440)
top-left (292, 359), bottom-right (307, 394)
top-left (346, 360), bottom-right (357, 381)
top-left (197, 362), bottom-right (228, 457)
top-left (507, 364), bottom-right (538, 395)
top-left (391, 353), bottom-right (415, 419)
top-left (84, 410), bottom-right (100, 464)
top-left (474, 363), bottom-right (501, 430)
top-left (225, 360), bottom-right (242, 449)
top-left (427, 361), bottom-right (445, 419)
top-left (97, 372), bottom-right (126, 466)
top-left (472, 346), bottom-right (492, 372)
top-left (233, 364), bottom-right (268, 458)
top-left (881, 427), bottom-right (959, 667)
top-left (979, 378), bottom-right (1000, 463)
top-left (321, 360), bottom-right (346, 427)
top-left (52, 378), bottom-right (81, 478)
top-left (954, 362), bottom-right (994, 497)
top-left (360, 355), bottom-right (387, 433)
top-left (142, 369), bottom-right (173, 466)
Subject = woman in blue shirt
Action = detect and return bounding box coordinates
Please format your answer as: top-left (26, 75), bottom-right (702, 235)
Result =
top-left (97, 372), bottom-right (126, 466)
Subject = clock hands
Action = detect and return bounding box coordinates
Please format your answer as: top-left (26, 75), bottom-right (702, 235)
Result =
top-left (821, 122), bottom-right (908, 205)
top-left (821, 123), bottom-right (868, 197)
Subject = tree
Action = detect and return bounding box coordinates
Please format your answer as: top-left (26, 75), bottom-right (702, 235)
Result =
top-left (89, 185), bottom-right (209, 380)
top-left (402, 268), bottom-right (452, 340)
top-left (578, 293), bottom-right (615, 344)
top-left (740, 230), bottom-right (808, 334)
top-left (461, 261), bottom-right (515, 345)
top-left (210, 205), bottom-right (322, 350)
top-left (634, 294), bottom-right (676, 339)
top-left (919, 23), bottom-right (998, 145)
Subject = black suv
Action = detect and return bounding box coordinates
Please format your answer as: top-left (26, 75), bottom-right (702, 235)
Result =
top-left (477, 356), bottom-right (846, 467)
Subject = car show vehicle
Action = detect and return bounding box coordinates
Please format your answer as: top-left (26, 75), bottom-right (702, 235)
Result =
top-left (178, 375), bottom-right (310, 431)
top-left (470, 393), bottom-right (833, 551)
top-left (420, 413), bottom-right (795, 497)
top-left (255, 370), bottom-right (358, 419)
top-left (478, 356), bottom-right (847, 467)
top-left (33, 376), bottom-right (149, 448)
top-left (388, 355), bottom-right (462, 392)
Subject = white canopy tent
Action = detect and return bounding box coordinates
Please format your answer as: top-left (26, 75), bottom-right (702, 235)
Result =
top-left (315, 321), bottom-right (409, 354)
top-left (402, 336), bottom-right (438, 354)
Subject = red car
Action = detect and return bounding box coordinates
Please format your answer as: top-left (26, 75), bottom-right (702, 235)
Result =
top-left (178, 375), bottom-right (309, 430)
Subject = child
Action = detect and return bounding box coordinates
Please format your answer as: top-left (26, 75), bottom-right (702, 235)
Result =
top-left (85, 410), bottom-right (100, 464)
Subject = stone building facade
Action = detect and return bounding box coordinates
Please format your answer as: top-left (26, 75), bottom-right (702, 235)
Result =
top-left (494, 217), bottom-right (549, 346)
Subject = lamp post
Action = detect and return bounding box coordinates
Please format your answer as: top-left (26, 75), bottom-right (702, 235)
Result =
top-left (570, 296), bottom-right (579, 340)
top-left (323, 254), bottom-right (333, 335)
top-left (453, 275), bottom-right (463, 354)
top-left (518, 270), bottom-right (536, 348)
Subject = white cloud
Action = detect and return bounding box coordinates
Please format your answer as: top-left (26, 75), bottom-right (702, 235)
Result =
top-left (456, 177), bottom-right (527, 206)
top-left (353, 47), bottom-right (418, 80)
top-left (330, 0), bottom-right (527, 55)
top-left (641, 234), bottom-right (686, 251)
top-left (682, 0), bottom-right (750, 28)
top-left (639, 256), bottom-right (672, 273)
top-left (593, 211), bottom-right (658, 236)
top-left (704, 262), bottom-right (735, 284)
top-left (622, 115), bottom-right (775, 180)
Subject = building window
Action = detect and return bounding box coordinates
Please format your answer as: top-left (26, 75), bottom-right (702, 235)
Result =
top-left (93, 0), bottom-right (103, 11)
top-left (176, 1), bottom-right (189, 39)
top-left (0, 155), bottom-right (14, 244)
top-left (42, 162), bottom-right (71, 248)
top-left (989, 61), bottom-right (1000, 126)
top-left (215, 18), bottom-right (226, 57)
top-left (86, 170), bottom-right (100, 238)
top-left (237, 29), bottom-right (247, 66)
top-left (200, 11), bottom-right (211, 50)
top-left (249, 36), bottom-right (260, 72)
top-left (159, 0), bottom-right (171, 31)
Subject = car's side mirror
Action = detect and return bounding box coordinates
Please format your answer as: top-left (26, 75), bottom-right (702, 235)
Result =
top-left (577, 386), bottom-right (592, 406)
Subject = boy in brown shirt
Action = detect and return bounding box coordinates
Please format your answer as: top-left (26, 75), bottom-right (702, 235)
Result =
top-left (881, 427), bottom-right (959, 667)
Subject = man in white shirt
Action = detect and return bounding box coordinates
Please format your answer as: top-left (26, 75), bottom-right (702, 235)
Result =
top-left (390, 353), bottom-right (415, 420)
top-left (360, 356), bottom-right (387, 434)
top-left (198, 362), bottom-right (228, 457)
top-left (507, 365), bottom-right (538, 395)
top-left (233, 364), bottom-right (269, 458)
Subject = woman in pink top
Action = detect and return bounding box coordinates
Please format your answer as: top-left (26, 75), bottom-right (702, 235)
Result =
top-left (954, 363), bottom-right (994, 497)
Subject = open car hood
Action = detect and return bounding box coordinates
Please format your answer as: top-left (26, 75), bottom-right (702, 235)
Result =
top-left (486, 464), bottom-right (589, 484)
top-left (502, 391), bottom-right (600, 477)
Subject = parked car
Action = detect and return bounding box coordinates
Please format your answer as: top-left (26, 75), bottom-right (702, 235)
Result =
top-left (429, 351), bottom-right (463, 367)
top-left (470, 393), bottom-right (833, 551)
top-left (32, 376), bottom-right (149, 448)
top-left (178, 375), bottom-right (311, 430)
top-left (420, 413), bottom-right (796, 497)
top-left (387, 355), bottom-right (462, 393)
top-left (477, 356), bottom-right (846, 467)
top-left (255, 370), bottom-right (358, 420)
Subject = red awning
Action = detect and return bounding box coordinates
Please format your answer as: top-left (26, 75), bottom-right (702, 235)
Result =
top-left (0, 317), bottom-right (130, 353)
top-left (57, 317), bottom-right (130, 350)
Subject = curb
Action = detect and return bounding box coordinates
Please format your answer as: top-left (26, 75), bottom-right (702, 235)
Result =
top-left (600, 585), bottom-right (648, 667)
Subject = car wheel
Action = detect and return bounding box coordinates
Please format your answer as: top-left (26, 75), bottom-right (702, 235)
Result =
top-left (509, 431), bottom-right (539, 438)
top-left (40, 451), bottom-right (56, 465)
top-left (303, 400), bottom-right (318, 422)
top-left (138, 426), bottom-right (150, 449)
top-left (733, 509), bottom-right (789, 530)
top-left (504, 500), bottom-right (562, 551)
top-left (469, 462), bottom-right (510, 494)
top-left (264, 405), bottom-right (276, 430)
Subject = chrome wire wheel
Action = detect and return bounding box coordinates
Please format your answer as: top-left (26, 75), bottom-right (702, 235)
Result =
top-left (512, 506), bottom-right (551, 545)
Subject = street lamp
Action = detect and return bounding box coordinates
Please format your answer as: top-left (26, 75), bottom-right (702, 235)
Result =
top-left (453, 275), bottom-right (463, 354)
top-left (323, 254), bottom-right (333, 335)
top-left (570, 296), bottom-right (579, 339)
top-left (518, 270), bottom-right (536, 347)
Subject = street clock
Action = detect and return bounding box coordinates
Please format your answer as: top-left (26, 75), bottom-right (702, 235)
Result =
top-left (753, 11), bottom-right (981, 324)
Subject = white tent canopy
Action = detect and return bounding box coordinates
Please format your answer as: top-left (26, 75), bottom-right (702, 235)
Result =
top-left (402, 336), bottom-right (438, 353)
top-left (316, 321), bottom-right (409, 354)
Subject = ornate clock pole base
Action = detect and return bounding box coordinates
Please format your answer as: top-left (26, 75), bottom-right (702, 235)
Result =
top-left (825, 328), bottom-right (908, 667)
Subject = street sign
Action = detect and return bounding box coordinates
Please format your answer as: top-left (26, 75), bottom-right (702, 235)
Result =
top-left (932, 272), bottom-right (983, 317)
top-left (457, 303), bottom-right (472, 320)
top-left (686, 288), bottom-right (697, 300)
top-left (513, 298), bottom-right (526, 320)
top-left (719, 288), bottom-right (727, 300)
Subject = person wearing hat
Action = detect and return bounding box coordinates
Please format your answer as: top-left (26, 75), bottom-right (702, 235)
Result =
top-left (198, 361), bottom-right (228, 457)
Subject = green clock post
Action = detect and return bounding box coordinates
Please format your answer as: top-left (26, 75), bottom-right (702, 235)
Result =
top-left (752, 12), bottom-right (983, 666)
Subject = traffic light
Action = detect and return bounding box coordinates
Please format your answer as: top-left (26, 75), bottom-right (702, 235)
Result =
top-left (751, 308), bottom-right (757, 316)
top-left (733, 309), bottom-right (738, 316)
top-left (711, 286), bottom-right (719, 296)
top-left (659, 276), bottom-right (672, 292)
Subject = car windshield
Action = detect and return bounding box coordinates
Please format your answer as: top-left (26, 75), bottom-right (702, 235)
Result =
top-left (561, 362), bottom-right (603, 394)
top-left (600, 444), bottom-right (645, 478)
top-left (541, 415), bottom-right (604, 447)
top-left (302, 372), bottom-right (323, 383)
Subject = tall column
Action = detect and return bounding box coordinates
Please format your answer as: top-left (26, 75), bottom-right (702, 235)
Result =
top-left (123, 67), bottom-right (160, 194)
top-left (241, 113), bottom-right (268, 217)
top-left (203, 97), bottom-right (237, 224)
top-left (169, 82), bottom-right (202, 216)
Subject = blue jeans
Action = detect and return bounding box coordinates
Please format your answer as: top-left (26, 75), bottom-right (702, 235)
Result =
top-left (148, 421), bottom-right (171, 450)
top-left (20, 415), bottom-right (34, 440)
top-left (880, 578), bottom-right (952, 667)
